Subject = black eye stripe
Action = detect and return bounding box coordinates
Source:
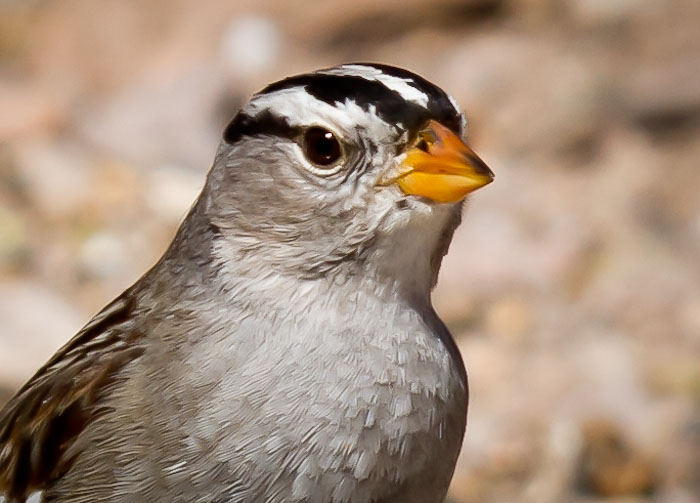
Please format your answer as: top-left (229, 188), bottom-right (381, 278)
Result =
top-left (223, 110), bottom-right (301, 145)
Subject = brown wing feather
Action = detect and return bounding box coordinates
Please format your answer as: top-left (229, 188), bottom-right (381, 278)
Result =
top-left (0, 294), bottom-right (145, 502)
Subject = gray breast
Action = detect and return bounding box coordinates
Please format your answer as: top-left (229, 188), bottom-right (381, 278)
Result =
top-left (48, 286), bottom-right (468, 503)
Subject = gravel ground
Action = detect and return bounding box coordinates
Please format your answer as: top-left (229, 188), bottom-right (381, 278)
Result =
top-left (1, 0), bottom-right (698, 501)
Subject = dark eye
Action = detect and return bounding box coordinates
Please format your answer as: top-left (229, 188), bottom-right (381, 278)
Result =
top-left (302, 127), bottom-right (342, 166)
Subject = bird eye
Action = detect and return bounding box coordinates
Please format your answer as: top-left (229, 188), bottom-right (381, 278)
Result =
top-left (302, 127), bottom-right (342, 167)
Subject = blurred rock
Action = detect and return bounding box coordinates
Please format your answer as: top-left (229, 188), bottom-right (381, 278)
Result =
top-left (76, 68), bottom-right (225, 168)
top-left (663, 413), bottom-right (700, 501)
top-left (79, 230), bottom-right (129, 280)
top-left (12, 139), bottom-right (92, 218)
top-left (88, 159), bottom-right (144, 218)
top-left (440, 30), bottom-right (602, 155)
top-left (145, 164), bottom-right (204, 223)
top-left (566, 0), bottom-right (654, 28)
top-left (0, 280), bottom-right (83, 389)
top-left (0, 81), bottom-right (65, 140)
top-left (575, 419), bottom-right (657, 497)
top-left (644, 350), bottom-right (700, 398)
top-left (484, 294), bottom-right (534, 346)
top-left (0, 206), bottom-right (29, 272)
top-left (680, 295), bottom-right (700, 345)
top-left (220, 15), bottom-right (281, 82)
top-left (524, 420), bottom-right (581, 503)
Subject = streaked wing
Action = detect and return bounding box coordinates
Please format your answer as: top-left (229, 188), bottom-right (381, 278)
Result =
top-left (0, 295), bottom-right (144, 502)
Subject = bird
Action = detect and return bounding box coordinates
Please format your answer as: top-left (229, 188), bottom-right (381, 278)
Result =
top-left (0, 63), bottom-right (493, 503)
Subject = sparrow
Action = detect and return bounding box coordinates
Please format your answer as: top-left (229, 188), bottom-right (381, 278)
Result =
top-left (0, 63), bottom-right (493, 503)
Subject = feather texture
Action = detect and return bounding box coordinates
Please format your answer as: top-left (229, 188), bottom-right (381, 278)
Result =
top-left (0, 296), bottom-right (144, 501)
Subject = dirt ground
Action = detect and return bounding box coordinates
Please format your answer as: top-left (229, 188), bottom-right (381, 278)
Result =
top-left (1, 0), bottom-right (698, 501)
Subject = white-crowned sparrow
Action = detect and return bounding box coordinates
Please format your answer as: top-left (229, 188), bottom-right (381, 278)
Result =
top-left (0, 63), bottom-right (493, 503)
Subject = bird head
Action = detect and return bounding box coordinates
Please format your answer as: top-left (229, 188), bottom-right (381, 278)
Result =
top-left (202, 63), bottom-right (493, 295)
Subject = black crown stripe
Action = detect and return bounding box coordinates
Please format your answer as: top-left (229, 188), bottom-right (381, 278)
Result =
top-left (223, 65), bottom-right (462, 144)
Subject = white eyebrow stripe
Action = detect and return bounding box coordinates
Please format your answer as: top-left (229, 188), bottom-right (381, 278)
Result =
top-left (321, 64), bottom-right (430, 109)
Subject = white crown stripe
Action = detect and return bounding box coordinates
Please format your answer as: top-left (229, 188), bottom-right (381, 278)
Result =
top-left (247, 88), bottom-right (393, 137)
top-left (446, 93), bottom-right (468, 135)
top-left (322, 65), bottom-right (430, 109)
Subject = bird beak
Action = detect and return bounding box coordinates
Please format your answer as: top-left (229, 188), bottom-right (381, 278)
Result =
top-left (392, 120), bottom-right (494, 203)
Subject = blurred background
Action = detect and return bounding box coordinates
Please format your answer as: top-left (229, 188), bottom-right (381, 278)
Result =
top-left (1, 0), bottom-right (699, 501)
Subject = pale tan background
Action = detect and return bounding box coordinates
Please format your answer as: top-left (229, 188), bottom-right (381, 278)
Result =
top-left (1, 0), bottom-right (699, 501)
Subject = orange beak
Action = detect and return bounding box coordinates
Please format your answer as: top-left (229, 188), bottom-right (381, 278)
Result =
top-left (393, 120), bottom-right (494, 203)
